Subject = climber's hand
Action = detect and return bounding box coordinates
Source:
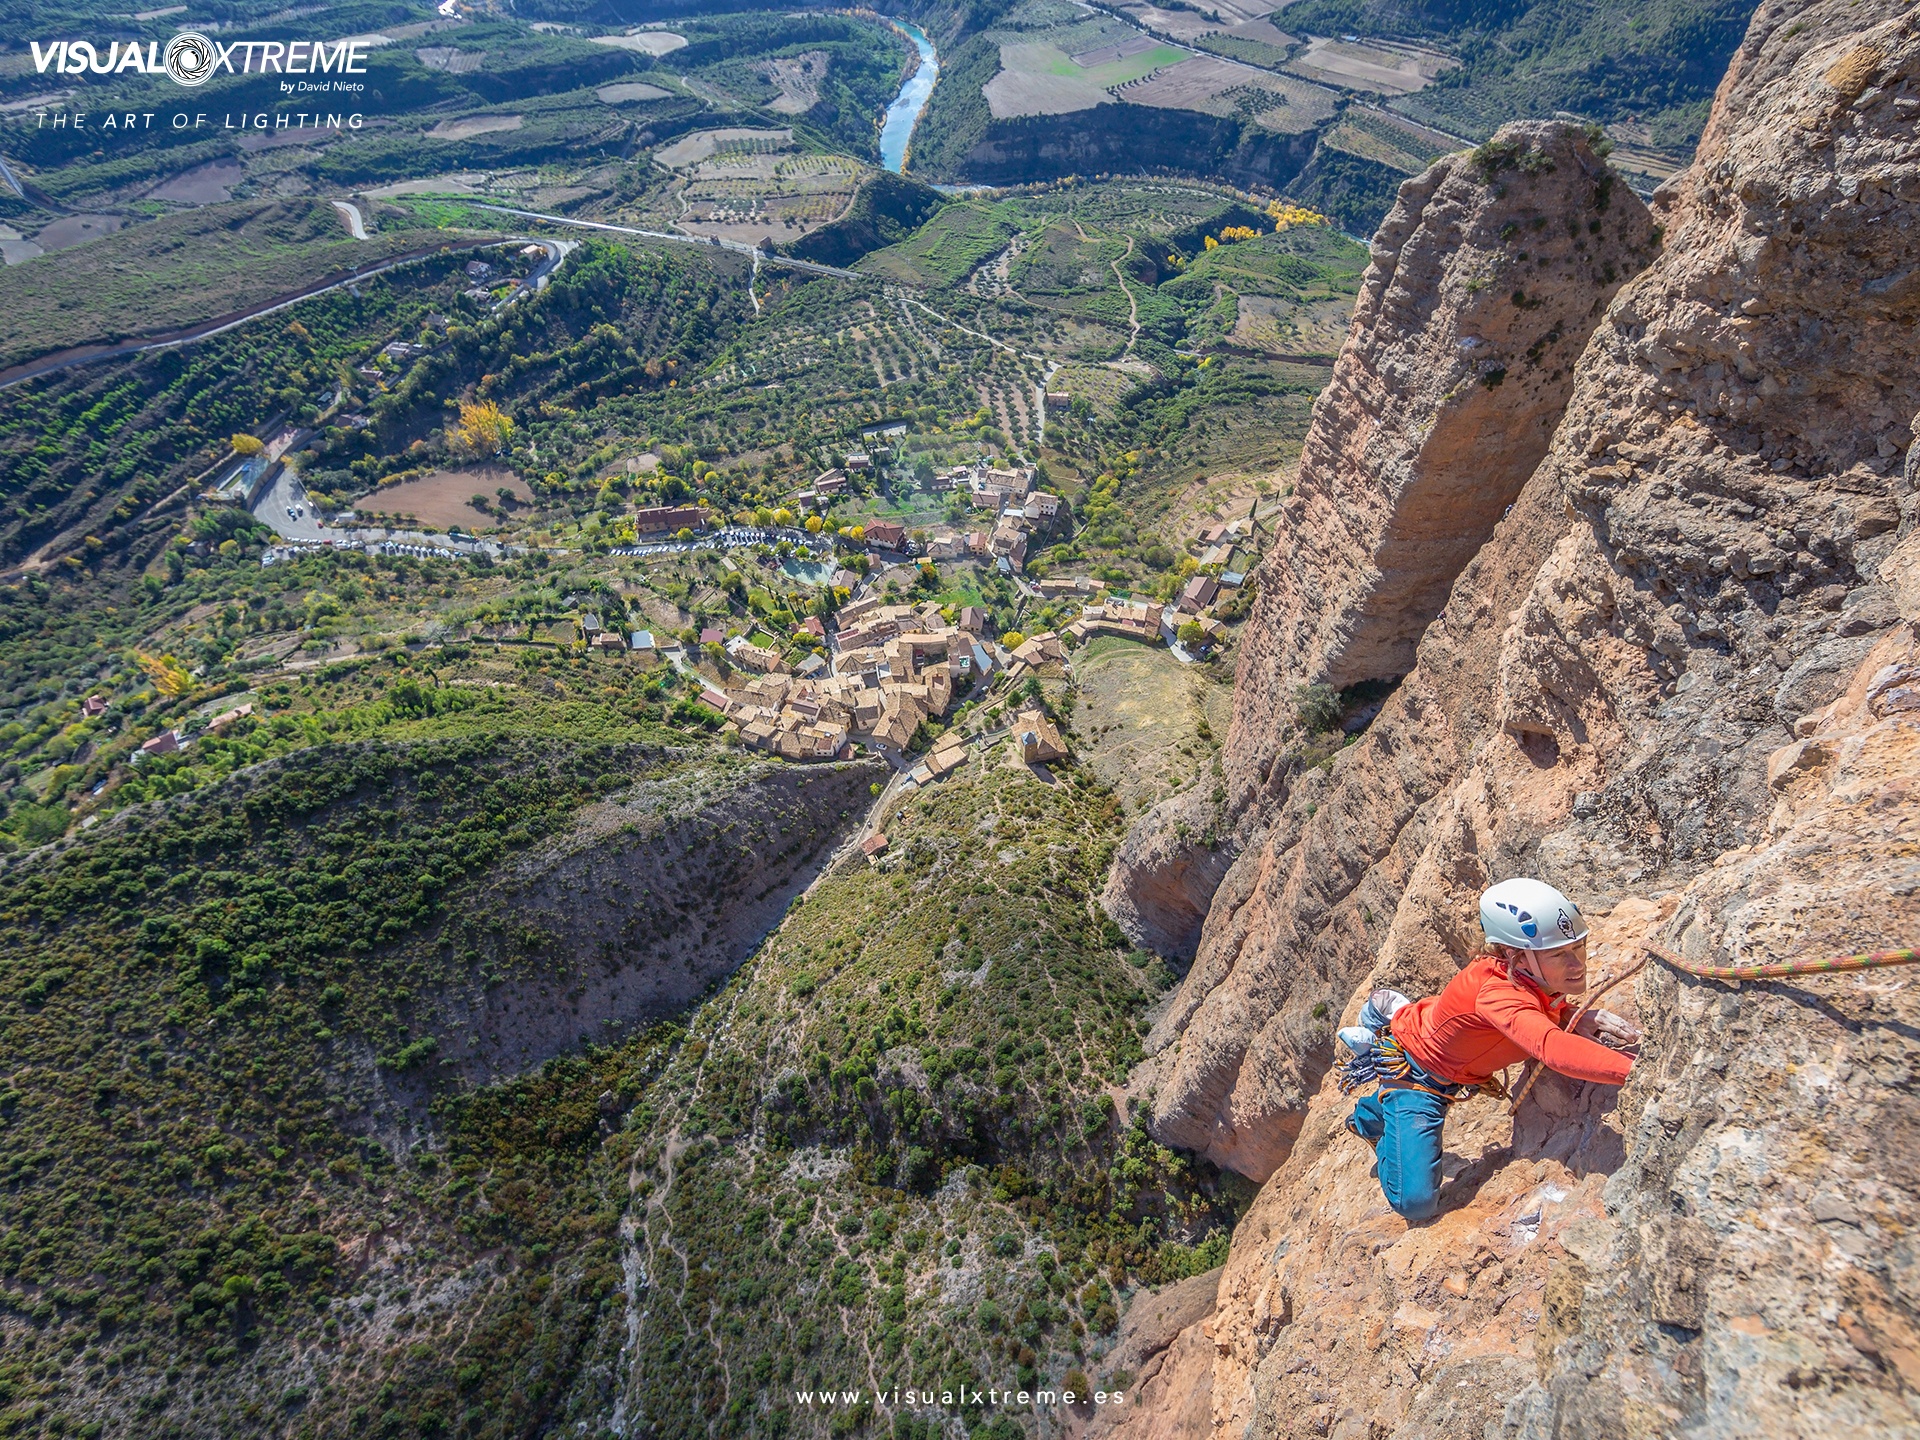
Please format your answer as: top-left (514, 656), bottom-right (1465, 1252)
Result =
top-left (1577, 1009), bottom-right (1641, 1048)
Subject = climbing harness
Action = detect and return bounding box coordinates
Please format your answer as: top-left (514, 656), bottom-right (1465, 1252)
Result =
top-left (1336, 1028), bottom-right (1478, 1104)
top-left (1504, 941), bottom-right (1920, 1114)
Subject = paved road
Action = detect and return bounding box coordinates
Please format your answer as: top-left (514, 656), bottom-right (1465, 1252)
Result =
top-left (466, 203), bottom-right (865, 281)
top-left (331, 200), bottom-right (368, 240)
top-left (517, 237), bottom-right (576, 298)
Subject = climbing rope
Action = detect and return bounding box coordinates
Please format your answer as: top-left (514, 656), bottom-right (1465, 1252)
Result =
top-left (1505, 941), bottom-right (1919, 1114)
top-left (1644, 942), bottom-right (1918, 981)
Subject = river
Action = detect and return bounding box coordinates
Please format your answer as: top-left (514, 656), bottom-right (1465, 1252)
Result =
top-left (879, 23), bottom-right (937, 174)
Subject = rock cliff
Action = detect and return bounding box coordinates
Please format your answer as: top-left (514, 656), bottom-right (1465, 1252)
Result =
top-left (1104, 121), bottom-right (1655, 966)
top-left (432, 756), bottom-right (883, 1082)
top-left (1105, 0), bottom-right (1920, 1433)
top-left (1245, 120), bottom-right (1656, 708)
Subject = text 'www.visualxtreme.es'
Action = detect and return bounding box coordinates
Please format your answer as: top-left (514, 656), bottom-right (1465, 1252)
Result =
top-left (792, 1385), bottom-right (1131, 1408)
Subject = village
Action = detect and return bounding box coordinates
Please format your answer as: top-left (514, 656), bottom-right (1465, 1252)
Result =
top-left (606, 454), bottom-right (1260, 799)
top-left (195, 391), bottom-right (1262, 797)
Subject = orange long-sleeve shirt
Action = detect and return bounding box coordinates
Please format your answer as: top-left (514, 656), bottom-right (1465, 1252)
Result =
top-left (1389, 954), bottom-right (1633, 1088)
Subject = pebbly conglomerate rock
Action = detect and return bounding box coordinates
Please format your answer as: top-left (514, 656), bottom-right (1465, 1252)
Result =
top-left (1106, 1), bottom-right (1920, 1435)
top-left (1239, 120), bottom-right (1656, 712)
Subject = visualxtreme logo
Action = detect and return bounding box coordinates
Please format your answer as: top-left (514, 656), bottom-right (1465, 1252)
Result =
top-left (29, 35), bottom-right (372, 86)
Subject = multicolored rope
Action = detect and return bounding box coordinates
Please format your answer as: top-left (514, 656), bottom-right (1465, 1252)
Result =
top-left (1336, 1029), bottom-right (1477, 1104)
top-left (1650, 944), bottom-right (1917, 981)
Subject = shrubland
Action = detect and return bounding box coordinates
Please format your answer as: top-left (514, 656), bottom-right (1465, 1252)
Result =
top-left (0, 698), bottom-right (689, 1436)
top-left (612, 739), bottom-right (1252, 1435)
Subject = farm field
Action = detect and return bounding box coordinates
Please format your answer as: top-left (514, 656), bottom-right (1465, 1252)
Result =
top-left (855, 202), bottom-right (1023, 287)
top-left (653, 127), bottom-right (796, 169)
top-left (658, 150), bottom-right (865, 245)
top-left (31, 216), bottom-right (123, 251)
top-left (145, 159), bottom-right (246, 205)
top-left (761, 50), bottom-right (831, 113)
top-left (1119, 54), bottom-right (1338, 131)
top-left (426, 115), bottom-right (526, 140)
top-left (1116, 0), bottom-right (1282, 41)
top-left (353, 467), bottom-right (535, 533)
top-left (1074, 636), bottom-right (1235, 813)
top-left (1073, 42), bottom-right (1190, 87)
top-left (1230, 293), bottom-right (1354, 354)
top-left (986, 42), bottom-right (1119, 117)
top-left (596, 81), bottom-right (673, 103)
top-left (590, 30), bottom-right (689, 55)
top-left (984, 67), bottom-right (1113, 118)
top-left (1284, 35), bottom-right (1458, 95)
top-left (1189, 18), bottom-right (1300, 70)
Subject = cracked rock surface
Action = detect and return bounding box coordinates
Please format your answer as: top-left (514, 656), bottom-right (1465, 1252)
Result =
top-left (1105, 1), bottom-right (1920, 1434)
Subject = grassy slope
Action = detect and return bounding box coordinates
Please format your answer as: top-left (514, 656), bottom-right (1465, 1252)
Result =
top-left (0, 705), bottom-right (698, 1437)
top-left (853, 201), bottom-right (1022, 286)
top-left (0, 201), bottom-right (473, 370)
top-left (786, 172), bottom-right (950, 268)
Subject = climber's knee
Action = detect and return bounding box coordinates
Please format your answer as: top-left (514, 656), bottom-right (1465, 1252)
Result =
top-left (1386, 1184), bottom-right (1440, 1222)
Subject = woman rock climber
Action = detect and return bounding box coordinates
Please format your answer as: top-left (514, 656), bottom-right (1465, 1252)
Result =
top-left (1339, 878), bottom-right (1641, 1222)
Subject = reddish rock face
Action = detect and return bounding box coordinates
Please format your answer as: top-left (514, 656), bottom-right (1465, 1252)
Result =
top-left (1104, 1), bottom-right (1920, 1436)
top-left (1237, 121), bottom-right (1656, 719)
top-left (1134, 0), bottom-right (1920, 1186)
top-left (1104, 123), bottom-right (1655, 969)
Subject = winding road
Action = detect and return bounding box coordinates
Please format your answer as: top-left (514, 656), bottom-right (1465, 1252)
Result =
top-left (331, 200), bottom-right (369, 239)
top-left (0, 234), bottom-right (573, 393)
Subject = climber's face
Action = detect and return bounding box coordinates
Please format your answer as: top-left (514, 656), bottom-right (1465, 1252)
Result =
top-left (1523, 938), bottom-right (1589, 996)
top-left (1497, 938), bottom-right (1589, 996)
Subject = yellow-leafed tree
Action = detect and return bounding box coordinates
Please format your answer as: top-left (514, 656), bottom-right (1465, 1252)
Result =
top-left (1266, 200), bottom-right (1330, 232)
top-left (451, 401), bottom-right (516, 458)
top-left (136, 652), bottom-right (192, 697)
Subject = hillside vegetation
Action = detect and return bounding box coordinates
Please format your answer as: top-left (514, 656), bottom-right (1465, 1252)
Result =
top-left (1281, 0), bottom-right (1761, 147)
top-left (0, 681), bottom-right (885, 1436)
top-left (611, 717), bottom-right (1251, 1435)
top-left (0, 202), bottom-right (474, 372)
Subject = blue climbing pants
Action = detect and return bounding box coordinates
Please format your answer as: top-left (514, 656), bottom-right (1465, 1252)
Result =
top-left (1348, 1083), bottom-right (1450, 1221)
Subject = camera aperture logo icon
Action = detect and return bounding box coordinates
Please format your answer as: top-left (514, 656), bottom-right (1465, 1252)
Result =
top-left (163, 31), bottom-right (219, 87)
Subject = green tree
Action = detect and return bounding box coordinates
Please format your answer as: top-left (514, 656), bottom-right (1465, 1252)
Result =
top-left (1294, 683), bottom-right (1341, 733)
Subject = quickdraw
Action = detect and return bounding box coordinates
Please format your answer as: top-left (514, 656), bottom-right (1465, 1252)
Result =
top-left (1504, 941), bottom-right (1920, 1114)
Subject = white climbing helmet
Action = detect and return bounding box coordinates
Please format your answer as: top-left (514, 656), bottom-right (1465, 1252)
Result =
top-left (1480, 877), bottom-right (1588, 951)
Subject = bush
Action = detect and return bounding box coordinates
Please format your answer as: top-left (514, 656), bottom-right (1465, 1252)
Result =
top-left (9, 802), bottom-right (69, 847)
top-left (1293, 684), bottom-right (1340, 733)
